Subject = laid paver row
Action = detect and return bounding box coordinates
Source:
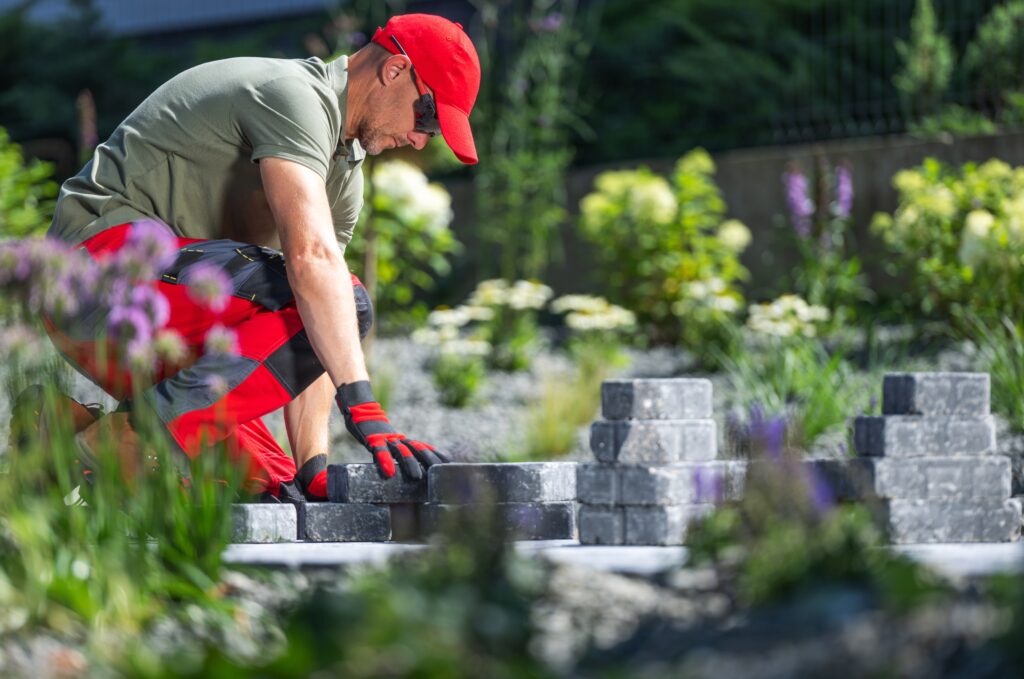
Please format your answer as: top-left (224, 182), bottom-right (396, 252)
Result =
top-left (231, 373), bottom-right (1022, 546)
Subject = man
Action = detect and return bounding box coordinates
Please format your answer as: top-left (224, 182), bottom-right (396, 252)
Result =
top-left (40, 13), bottom-right (480, 501)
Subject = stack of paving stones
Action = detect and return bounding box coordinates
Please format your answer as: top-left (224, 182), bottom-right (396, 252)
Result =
top-left (818, 372), bottom-right (1021, 544)
top-left (577, 378), bottom-right (745, 545)
top-left (423, 463), bottom-right (578, 540)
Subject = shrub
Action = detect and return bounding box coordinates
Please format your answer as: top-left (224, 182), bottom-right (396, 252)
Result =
top-left (893, 0), bottom-right (953, 118)
top-left (871, 157), bottom-right (1024, 326)
top-left (347, 159), bottom-right (461, 317)
top-left (413, 306), bottom-right (493, 408)
top-left (579, 149), bottom-right (749, 362)
top-left (969, 316), bottom-right (1024, 433)
top-left (468, 279), bottom-right (552, 372)
top-left (964, 1), bottom-right (1024, 114)
top-left (909, 104), bottom-right (999, 140)
top-left (0, 128), bottom-right (58, 237)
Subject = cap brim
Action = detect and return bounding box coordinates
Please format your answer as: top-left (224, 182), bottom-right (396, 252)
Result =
top-left (437, 101), bottom-right (477, 165)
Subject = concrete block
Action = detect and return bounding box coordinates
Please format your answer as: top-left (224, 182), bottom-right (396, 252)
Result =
top-left (853, 416), bottom-right (996, 458)
top-left (590, 420), bottom-right (717, 464)
top-left (578, 505), bottom-right (624, 545)
top-left (389, 504), bottom-right (423, 542)
top-left (327, 463), bottom-right (427, 503)
top-left (883, 372), bottom-right (990, 417)
top-left (303, 503), bottom-right (391, 542)
top-left (427, 462), bottom-right (576, 504)
top-left (231, 504), bottom-right (297, 543)
top-left (624, 505), bottom-right (714, 546)
top-left (878, 499), bottom-right (1022, 544)
top-left (809, 457), bottom-right (1011, 501)
top-left (620, 461), bottom-right (747, 505)
top-left (601, 378), bottom-right (713, 420)
top-left (422, 502), bottom-right (576, 540)
top-left (577, 464), bottom-right (618, 505)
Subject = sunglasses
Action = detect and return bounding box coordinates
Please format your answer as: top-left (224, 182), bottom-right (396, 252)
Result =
top-left (390, 36), bottom-right (441, 138)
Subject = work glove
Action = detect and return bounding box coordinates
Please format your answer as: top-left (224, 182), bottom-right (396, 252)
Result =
top-left (336, 380), bottom-right (449, 480)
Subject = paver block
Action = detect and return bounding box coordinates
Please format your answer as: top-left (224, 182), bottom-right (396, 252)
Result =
top-left (303, 503), bottom-right (391, 542)
top-left (882, 372), bottom-right (990, 417)
top-left (590, 420), bottom-right (717, 464)
top-left (624, 505), bottom-right (714, 546)
top-left (853, 416), bottom-right (996, 458)
top-left (390, 504), bottom-right (423, 542)
top-left (427, 463), bottom-right (576, 504)
top-left (578, 505), bottom-right (624, 545)
top-left (602, 378), bottom-right (713, 420)
top-left (577, 464), bottom-right (618, 505)
top-left (877, 499), bottom-right (1022, 544)
top-left (231, 504), bottom-right (297, 543)
top-left (808, 456), bottom-right (1011, 501)
top-left (621, 462), bottom-right (747, 505)
top-left (327, 463), bottom-right (427, 503)
top-left (422, 502), bottom-right (576, 540)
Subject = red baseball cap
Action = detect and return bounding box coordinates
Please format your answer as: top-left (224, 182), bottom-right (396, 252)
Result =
top-left (372, 14), bottom-right (481, 164)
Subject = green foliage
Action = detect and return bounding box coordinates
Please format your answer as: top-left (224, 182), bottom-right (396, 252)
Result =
top-left (348, 159), bottom-right (462, 316)
top-left (0, 127), bottom-right (57, 237)
top-left (909, 104), bottom-right (999, 140)
top-left (871, 157), bottom-right (1024, 326)
top-left (473, 0), bottom-right (591, 279)
top-left (431, 352), bottom-right (487, 409)
top-left (721, 333), bottom-right (865, 449)
top-left (894, 0), bottom-right (954, 116)
top-left (579, 149), bottom-right (748, 361)
top-left (689, 436), bottom-right (946, 608)
top-left (469, 280), bottom-right (552, 373)
top-left (177, 509), bottom-right (552, 678)
top-left (964, 1), bottom-right (1024, 112)
top-left (969, 316), bottom-right (1024, 432)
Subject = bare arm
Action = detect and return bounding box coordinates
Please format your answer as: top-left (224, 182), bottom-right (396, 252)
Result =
top-left (260, 156), bottom-right (368, 388)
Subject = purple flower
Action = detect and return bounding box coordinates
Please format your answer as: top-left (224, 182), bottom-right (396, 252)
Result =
top-left (835, 165), bottom-right (854, 219)
top-left (120, 220), bottom-right (179, 277)
top-left (693, 467), bottom-right (725, 504)
top-left (783, 168), bottom-right (814, 238)
top-left (203, 373), bottom-right (230, 398)
top-left (182, 262), bottom-right (233, 312)
top-left (748, 403), bottom-right (786, 461)
top-left (530, 12), bottom-right (564, 33)
top-left (108, 305), bottom-right (153, 346)
top-left (130, 284), bottom-right (171, 329)
top-left (204, 324), bottom-right (239, 355)
top-left (803, 466), bottom-right (836, 516)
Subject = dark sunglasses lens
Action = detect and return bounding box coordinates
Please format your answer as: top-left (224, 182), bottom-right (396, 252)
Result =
top-left (414, 95), bottom-right (441, 136)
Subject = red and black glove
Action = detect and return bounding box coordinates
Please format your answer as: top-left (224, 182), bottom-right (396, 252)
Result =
top-left (336, 380), bottom-right (449, 480)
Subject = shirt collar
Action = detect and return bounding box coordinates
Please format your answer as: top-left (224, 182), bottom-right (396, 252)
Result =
top-left (328, 55), bottom-right (366, 164)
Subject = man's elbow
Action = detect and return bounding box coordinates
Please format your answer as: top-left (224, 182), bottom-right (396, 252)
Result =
top-left (286, 242), bottom-right (345, 284)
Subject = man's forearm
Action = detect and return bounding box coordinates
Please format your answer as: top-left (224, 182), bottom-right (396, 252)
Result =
top-left (286, 250), bottom-right (369, 388)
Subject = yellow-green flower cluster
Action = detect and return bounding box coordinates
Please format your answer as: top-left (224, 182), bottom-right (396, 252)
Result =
top-left (747, 294), bottom-right (829, 338)
top-left (468, 279), bottom-right (553, 310)
top-left (551, 294), bottom-right (636, 331)
top-left (716, 219), bottom-right (752, 253)
top-left (675, 277), bottom-right (742, 314)
top-left (580, 168), bottom-right (678, 227)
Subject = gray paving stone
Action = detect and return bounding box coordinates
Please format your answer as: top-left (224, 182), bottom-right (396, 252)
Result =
top-left (620, 462), bottom-right (747, 505)
top-left (624, 505), bottom-right (714, 546)
top-left (427, 462), bottom-right (576, 504)
top-left (853, 416), bottom-right (996, 458)
top-left (303, 503), bottom-right (391, 543)
top-left (808, 457), bottom-right (1011, 501)
top-left (577, 464), bottom-right (618, 505)
top-left (878, 499), bottom-right (1022, 544)
top-left (389, 504), bottom-right (423, 542)
top-left (601, 378), bottom-right (713, 420)
top-left (578, 505), bottom-right (624, 545)
top-left (590, 420), bottom-right (717, 464)
top-left (883, 372), bottom-right (990, 417)
top-left (422, 502), bottom-right (576, 540)
top-left (327, 463), bottom-right (427, 503)
top-left (231, 504), bottom-right (297, 543)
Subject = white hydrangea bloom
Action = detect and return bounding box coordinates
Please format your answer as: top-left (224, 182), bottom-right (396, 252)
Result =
top-left (747, 294), bottom-right (828, 338)
top-left (717, 219), bottom-right (752, 252)
top-left (506, 280), bottom-right (553, 310)
top-left (373, 160), bottom-right (453, 232)
top-left (468, 279), bottom-right (510, 307)
top-left (710, 295), bottom-right (740, 313)
top-left (428, 307), bottom-right (472, 328)
top-left (440, 339), bottom-right (491, 356)
top-left (958, 209), bottom-right (996, 268)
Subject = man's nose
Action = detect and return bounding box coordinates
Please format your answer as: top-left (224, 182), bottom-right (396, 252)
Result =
top-left (408, 131), bottom-right (431, 150)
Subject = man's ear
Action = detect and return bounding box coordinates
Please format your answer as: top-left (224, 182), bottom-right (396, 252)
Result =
top-left (380, 54), bottom-right (411, 87)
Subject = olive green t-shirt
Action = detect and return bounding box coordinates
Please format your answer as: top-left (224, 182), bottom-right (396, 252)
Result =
top-left (50, 56), bottom-right (365, 255)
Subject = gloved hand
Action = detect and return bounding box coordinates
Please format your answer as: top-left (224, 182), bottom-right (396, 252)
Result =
top-left (336, 380), bottom-right (449, 480)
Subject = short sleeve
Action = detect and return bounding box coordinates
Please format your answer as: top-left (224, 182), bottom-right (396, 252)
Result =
top-left (237, 77), bottom-right (336, 180)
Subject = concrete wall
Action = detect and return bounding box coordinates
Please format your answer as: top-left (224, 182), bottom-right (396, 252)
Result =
top-left (440, 131), bottom-right (1024, 301)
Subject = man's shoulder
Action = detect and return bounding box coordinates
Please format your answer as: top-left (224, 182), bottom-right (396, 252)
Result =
top-left (161, 57), bottom-right (332, 101)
